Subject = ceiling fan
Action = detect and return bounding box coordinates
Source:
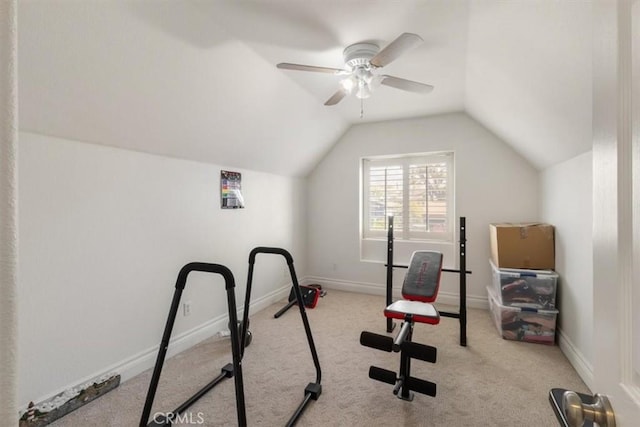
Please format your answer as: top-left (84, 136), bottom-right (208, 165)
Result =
top-left (277, 33), bottom-right (434, 108)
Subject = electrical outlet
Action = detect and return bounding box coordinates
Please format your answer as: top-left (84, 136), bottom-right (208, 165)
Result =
top-left (183, 301), bottom-right (192, 317)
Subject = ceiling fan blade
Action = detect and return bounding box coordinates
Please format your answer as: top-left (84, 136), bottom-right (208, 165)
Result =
top-left (324, 88), bottom-right (348, 106)
top-left (380, 75), bottom-right (434, 94)
top-left (370, 33), bottom-right (424, 68)
top-left (277, 63), bottom-right (348, 75)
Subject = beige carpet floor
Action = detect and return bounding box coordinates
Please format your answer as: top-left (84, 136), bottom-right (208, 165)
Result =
top-left (50, 290), bottom-right (589, 426)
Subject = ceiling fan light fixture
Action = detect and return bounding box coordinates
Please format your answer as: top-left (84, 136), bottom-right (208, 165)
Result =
top-left (277, 33), bottom-right (432, 109)
top-left (340, 68), bottom-right (375, 99)
top-left (355, 78), bottom-right (372, 99)
top-left (340, 75), bottom-right (356, 94)
top-left (343, 67), bottom-right (374, 99)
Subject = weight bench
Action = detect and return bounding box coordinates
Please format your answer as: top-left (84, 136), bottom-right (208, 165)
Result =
top-left (360, 250), bottom-right (442, 401)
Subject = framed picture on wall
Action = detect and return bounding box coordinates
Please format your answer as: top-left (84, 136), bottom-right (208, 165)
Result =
top-left (220, 170), bottom-right (245, 209)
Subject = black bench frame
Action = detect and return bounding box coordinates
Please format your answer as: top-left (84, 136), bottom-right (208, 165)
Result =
top-left (385, 216), bottom-right (471, 346)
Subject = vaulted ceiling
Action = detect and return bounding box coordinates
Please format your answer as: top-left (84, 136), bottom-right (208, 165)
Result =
top-left (18, 0), bottom-right (592, 177)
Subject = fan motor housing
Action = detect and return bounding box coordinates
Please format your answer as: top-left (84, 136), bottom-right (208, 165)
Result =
top-left (343, 43), bottom-right (379, 69)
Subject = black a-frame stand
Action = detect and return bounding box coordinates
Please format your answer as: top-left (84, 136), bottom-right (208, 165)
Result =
top-left (245, 247), bottom-right (322, 426)
top-left (140, 263), bottom-right (246, 426)
top-left (140, 248), bottom-right (322, 427)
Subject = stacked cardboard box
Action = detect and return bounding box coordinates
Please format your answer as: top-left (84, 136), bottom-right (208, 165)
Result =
top-left (488, 223), bottom-right (559, 345)
top-left (490, 223), bottom-right (555, 270)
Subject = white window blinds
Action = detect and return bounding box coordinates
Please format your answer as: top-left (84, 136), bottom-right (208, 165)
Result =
top-left (363, 152), bottom-right (453, 241)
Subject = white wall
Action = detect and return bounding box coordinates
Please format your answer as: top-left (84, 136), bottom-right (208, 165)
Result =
top-left (540, 151), bottom-right (593, 387)
top-left (0, 0), bottom-right (18, 421)
top-left (306, 112), bottom-right (539, 305)
top-left (17, 132), bottom-right (306, 407)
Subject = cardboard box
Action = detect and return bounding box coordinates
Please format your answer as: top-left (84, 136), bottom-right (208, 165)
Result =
top-left (490, 260), bottom-right (558, 309)
top-left (490, 223), bottom-right (555, 270)
top-left (487, 286), bottom-right (558, 345)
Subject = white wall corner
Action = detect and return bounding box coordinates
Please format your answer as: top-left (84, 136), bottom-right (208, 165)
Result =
top-left (557, 327), bottom-right (594, 392)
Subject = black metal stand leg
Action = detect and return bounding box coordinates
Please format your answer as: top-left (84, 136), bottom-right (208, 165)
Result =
top-left (247, 248), bottom-right (322, 426)
top-left (167, 365), bottom-right (233, 421)
top-left (274, 299), bottom-right (296, 318)
top-left (459, 216), bottom-right (467, 347)
top-left (396, 326), bottom-right (414, 401)
top-left (285, 394), bottom-right (313, 427)
top-left (386, 216), bottom-right (396, 333)
top-left (140, 289), bottom-right (183, 426)
top-left (140, 263), bottom-right (246, 427)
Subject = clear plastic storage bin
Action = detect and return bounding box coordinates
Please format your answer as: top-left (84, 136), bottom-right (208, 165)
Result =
top-left (490, 260), bottom-right (558, 309)
top-left (487, 286), bottom-right (558, 345)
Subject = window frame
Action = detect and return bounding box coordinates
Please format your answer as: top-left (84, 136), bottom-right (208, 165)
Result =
top-left (361, 151), bottom-right (455, 243)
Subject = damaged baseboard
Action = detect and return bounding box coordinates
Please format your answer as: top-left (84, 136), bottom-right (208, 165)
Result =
top-left (19, 374), bottom-right (120, 426)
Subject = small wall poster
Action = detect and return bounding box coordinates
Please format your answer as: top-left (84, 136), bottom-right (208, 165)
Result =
top-left (220, 170), bottom-right (245, 209)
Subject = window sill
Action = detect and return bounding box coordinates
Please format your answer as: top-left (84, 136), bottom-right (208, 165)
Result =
top-left (360, 237), bottom-right (455, 265)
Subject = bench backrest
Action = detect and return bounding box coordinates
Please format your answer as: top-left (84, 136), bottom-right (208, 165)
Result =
top-left (402, 251), bottom-right (443, 303)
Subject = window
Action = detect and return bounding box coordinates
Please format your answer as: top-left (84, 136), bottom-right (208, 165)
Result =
top-left (362, 152), bottom-right (454, 242)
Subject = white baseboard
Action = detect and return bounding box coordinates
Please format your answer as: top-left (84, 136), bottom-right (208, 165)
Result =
top-left (303, 275), bottom-right (489, 310)
top-left (117, 285), bottom-right (290, 384)
top-left (303, 276), bottom-right (382, 295)
top-left (557, 327), bottom-right (594, 391)
top-left (20, 285), bottom-right (290, 412)
top-left (24, 279), bottom-right (592, 415)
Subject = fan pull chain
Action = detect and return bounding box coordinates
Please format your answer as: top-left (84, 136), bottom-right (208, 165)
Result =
top-left (360, 97), bottom-right (364, 119)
